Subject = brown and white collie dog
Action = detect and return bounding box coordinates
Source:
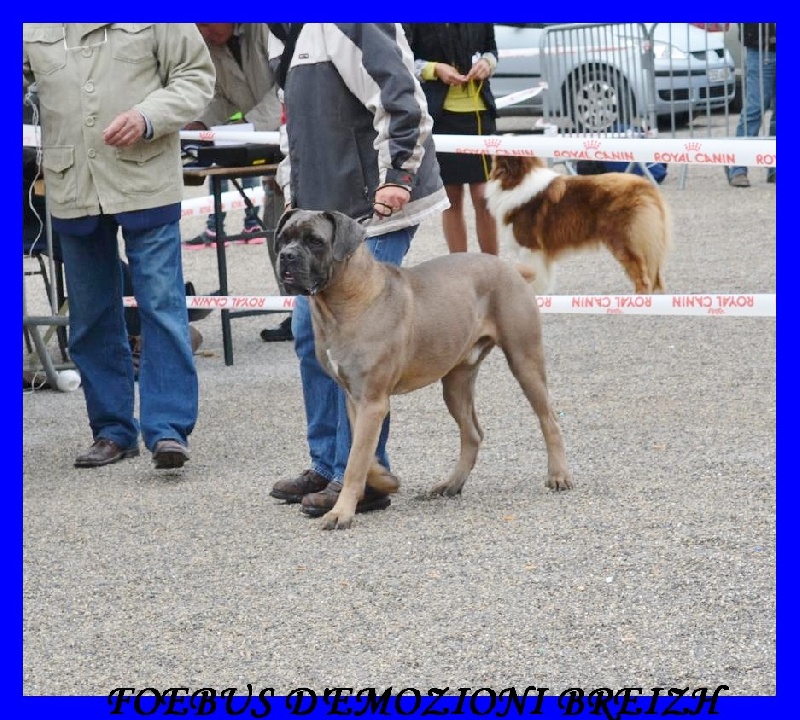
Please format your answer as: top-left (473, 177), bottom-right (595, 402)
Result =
top-left (485, 154), bottom-right (671, 295)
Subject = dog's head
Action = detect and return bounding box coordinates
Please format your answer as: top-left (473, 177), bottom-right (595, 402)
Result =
top-left (274, 209), bottom-right (366, 296)
top-left (489, 154), bottom-right (547, 189)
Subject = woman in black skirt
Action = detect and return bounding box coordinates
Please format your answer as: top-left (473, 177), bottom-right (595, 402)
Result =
top-left (404, 24), bottom-right (498, 254)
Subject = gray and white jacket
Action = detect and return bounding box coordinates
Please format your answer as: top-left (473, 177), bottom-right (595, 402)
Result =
top-left (269, 23), bottom-right (448, 236)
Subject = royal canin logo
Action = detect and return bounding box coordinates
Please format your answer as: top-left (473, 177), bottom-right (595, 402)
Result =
top-left (583, 140), bottom-right (601, 150)
top-left (684, 142), bottom-right (702, 152)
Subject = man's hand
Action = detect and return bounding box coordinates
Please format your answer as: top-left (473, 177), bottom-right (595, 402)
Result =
top-left (102, 110), bottom-right (147, 147)
top-left (373, 184), bottom-right (411, 219)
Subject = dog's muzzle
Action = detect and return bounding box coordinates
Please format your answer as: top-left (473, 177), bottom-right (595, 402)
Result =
top-left (278, 249), bottom-right (326, 296)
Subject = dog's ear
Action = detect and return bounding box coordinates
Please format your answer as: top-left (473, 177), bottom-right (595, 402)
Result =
top-left (325, 211), bottom-right (366, 262)
top-left (272, 208), bottom-right (298, 255)
top-left (275, 208), bottom-right (297, 243)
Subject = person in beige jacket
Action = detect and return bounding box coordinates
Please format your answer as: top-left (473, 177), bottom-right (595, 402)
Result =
top-left (23, 23), bottom-right (215, 470)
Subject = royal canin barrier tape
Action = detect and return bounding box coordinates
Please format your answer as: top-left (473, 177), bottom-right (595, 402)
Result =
top-left (24, 125), bottom-right (777, 168)
top-left (122, 294), bottom-right (775, 318)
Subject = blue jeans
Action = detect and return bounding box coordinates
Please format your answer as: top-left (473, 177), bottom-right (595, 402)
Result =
top-left (730, 46), bottom-right (776, 179)
top-left (205, 176), bottom-right (261, 233)
top-left (58, 216), bottom-right (198, 452)
top-left (292, 227), bottom-right (417, 483)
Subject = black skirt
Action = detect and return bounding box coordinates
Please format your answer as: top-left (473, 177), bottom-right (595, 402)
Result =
top-left (434, 110), bottom-right (497, 185)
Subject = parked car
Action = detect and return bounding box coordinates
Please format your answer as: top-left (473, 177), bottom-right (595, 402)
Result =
top-left (690, 23), bottom-right (743, 112)
top-left (493, 23), bottom-right (736, 131)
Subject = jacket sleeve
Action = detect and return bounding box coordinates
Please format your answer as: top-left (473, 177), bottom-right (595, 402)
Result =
top-left (267, 32), bottom-right (292, 205)
top-left (135, 24), bottom-right (216, 138)
top-left (200, 91), bottom-right (239, 128)
top-left (243, 84), bottom-right (282, 131)
top-left (325, 23), bottom-right (432, 190)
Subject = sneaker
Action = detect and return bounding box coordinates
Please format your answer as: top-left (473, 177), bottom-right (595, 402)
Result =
top-left (152, 439), bottom-right (189, 469)
top-left (236, 226), bottom-right (266, 245)
top-left (184, 230), bottom-right (216, 250)
top-left (270, 469), bottom-right (329, 503)
top-left (728, 172), bottom-right (750, 188)
top-left (260, 316), bottom-right (293, 343)
top-left (300, 480), bottom-right (392, 518)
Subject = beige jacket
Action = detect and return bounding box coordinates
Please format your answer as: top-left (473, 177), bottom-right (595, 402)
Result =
top-left (23, 23), bottom-right (215, 218)
top-left (200, 23), bottom-right (281, 131)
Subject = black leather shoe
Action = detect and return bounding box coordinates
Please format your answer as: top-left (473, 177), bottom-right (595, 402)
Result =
top-left (152, 439), bottom-right (190, 469)
top-left (260, 316), bottom-right (293, 343)
top-left (74, 439), bottom-right (139, 468)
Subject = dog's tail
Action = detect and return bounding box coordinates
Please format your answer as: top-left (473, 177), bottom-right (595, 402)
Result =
top-left (652, 197), bottom-right (672, 292)
top-left (366, 462), bottom-right (401, 494)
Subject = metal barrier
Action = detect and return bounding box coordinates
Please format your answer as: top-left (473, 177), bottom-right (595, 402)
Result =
top-left (531, 23), bottom-right (775, 188)
top-left (539, 23), bottom-right (656, 135)
top-left (537, 23), bottom-right (657, 179)
top-left (654, 23), bottom-right (775, 188)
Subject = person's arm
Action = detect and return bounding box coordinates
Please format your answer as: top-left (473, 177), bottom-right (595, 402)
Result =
top-left (266, 31), bottom-right (292, 207)
top-left (466, 24), bottom-right (497, 83)
top-left (403, 24), bottom-right (466, 87)
top-left (243, 89), bottom-right (281, 131)
top-left (200, 91), bottom-right (239, 129)
top-left (134, 24), bottom-right (216, 138)
top-left (325, 23), bottom-right (430, 194)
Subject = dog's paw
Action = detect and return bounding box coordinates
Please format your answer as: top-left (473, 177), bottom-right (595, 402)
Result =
top-left (321, 509), bottom-right (354, 530)
top-left (426, 480), bottom-right (464, 498)
top-left (545, 469), bottom-right (574, 491)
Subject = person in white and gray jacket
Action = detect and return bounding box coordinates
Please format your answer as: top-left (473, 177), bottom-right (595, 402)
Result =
top-left (23, 23), bottom-right (215, 470)
top-left (266, 23), bottom-right (449, 518)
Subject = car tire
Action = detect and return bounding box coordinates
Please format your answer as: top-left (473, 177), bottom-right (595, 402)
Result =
top-left (563, 66), bottom-right (634, 133)
top-left (728, 75), bottom-right (743, 114)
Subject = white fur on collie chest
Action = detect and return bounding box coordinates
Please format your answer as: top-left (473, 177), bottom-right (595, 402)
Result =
top-left (486, 167), bottom-right (559, 295)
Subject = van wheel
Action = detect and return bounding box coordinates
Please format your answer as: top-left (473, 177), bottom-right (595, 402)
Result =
top-left (564, 67), bottom-right (634, 132)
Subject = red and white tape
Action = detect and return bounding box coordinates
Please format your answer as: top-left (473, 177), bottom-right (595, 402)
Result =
top-left (122, 293), bottom-right (775, 317)
top-left (432, 133), bottom-right (776, 168)
top-left (23, 125), bottom-right (777, 168)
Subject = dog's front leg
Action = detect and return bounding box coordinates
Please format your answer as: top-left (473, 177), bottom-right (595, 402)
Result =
top-left (322, 397), bottom-right (389, 530)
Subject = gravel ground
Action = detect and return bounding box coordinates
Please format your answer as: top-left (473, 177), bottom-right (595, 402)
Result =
top-left (22, 119), bottom-right (776, 699)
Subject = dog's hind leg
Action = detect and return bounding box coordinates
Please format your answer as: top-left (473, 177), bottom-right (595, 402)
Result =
top-left (608, 244), bottom-right (652, 294)
top-left (428, 363), bottom-right (486, 498)
top-left (500, 331), bottom-right (573, 491)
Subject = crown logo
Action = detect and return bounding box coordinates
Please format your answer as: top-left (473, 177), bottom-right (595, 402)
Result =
top-left (684, 142), bottom-right (702, 152)
top-left (583, 140), bottom-right (601, 150)
top-left (484, 138), bottom-right (502, 149)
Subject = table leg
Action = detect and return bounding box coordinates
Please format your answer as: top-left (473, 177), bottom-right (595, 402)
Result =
top-left (211, 176), bottom-right (234, 366)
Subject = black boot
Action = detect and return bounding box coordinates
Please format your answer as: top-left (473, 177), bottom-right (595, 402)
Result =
top-left (260, 316), bottom-right (293, 342)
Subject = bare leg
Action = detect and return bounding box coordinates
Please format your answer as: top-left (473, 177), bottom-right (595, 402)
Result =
top-left (470, 182), bottom-right (498, 255)
top-left (443, 184), bottom-right (468, 253)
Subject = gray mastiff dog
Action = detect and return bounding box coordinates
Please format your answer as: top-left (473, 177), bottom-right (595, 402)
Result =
top-left (275, 209), bottom-right (573, 530)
